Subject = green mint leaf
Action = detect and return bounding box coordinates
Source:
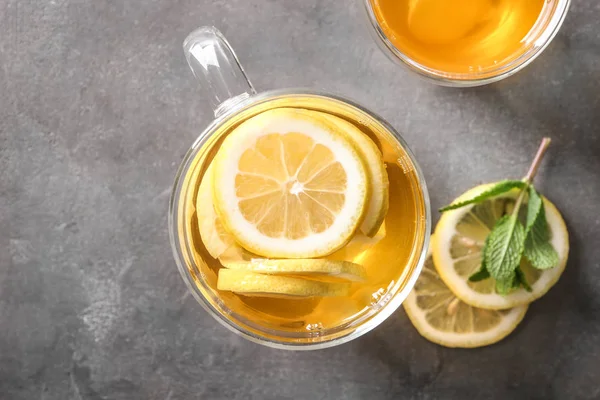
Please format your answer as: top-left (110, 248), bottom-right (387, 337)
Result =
top-left (439, 180), bottom-right (526, 212)
top-left (485, 215), bottom-right (526, 280)
top-left (469, 260), bottom-right (491, 282)
top-left (526, 186), bottom-right (543, 232)
top-left (525, 237), bottom-right (559, 269)
top-left (515, 266), bottom-right (532, 292)
top-left (524, 203), bottom-right (559, 269)
top-left (469, 236), bottom-right (491, 282)
top-left (495, 274), bottom-right (515, 295)
top-left (527, 199), bottom-right (550, 242)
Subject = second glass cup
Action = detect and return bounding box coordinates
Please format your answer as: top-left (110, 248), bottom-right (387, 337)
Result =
top-left (363, 0), bottom-right (571, 86)
top-left (169, 27), bottom-right (430, 349)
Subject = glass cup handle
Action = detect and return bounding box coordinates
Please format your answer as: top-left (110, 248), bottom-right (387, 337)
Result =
top-left (183, 26), bottom-right (256, 118)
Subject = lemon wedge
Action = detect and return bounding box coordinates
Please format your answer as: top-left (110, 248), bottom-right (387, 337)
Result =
top-left (222, 259), bottom-right (367, 282)
top-left (433, 183), bottom-right (569, 310)
top-left (212, 108), bottom-right (369, 258)
top-left (217, 269), bottom-right (351, 298)
top-left (294, 110), bottom-right (389, 237)
top-left (404, 240), bottom-right (528, 348)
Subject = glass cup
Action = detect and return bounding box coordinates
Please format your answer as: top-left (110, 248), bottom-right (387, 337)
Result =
top-left (363, 0), bottom-right (571, 87)
top-left (169, 26), bottom-right (431, 349)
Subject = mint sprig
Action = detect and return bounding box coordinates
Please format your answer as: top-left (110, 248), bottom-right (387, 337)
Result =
top-left (439, 138), bottom-right (558, 296)
top-left (440, 180), bottom-right (526, 212)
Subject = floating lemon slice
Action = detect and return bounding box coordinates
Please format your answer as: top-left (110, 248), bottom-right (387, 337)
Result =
top-left (217, 269), bottom-right (351, 298)
top-left (403, 239), bottom-right (528, 348)
top-left (218, 244), bottom-right (257, 263)
top-left (195, 163), bottom-right (236, 259)
top-left (294, 110), bottom-right (389, 237)
top-left (346, 221), bottom-right (387, 249)
top-left (222, 259), bottom-right (367, 282)
top-left (212, 108), bottom-right (369, 258)
top-left (433, 183), bottom-right (569, 310)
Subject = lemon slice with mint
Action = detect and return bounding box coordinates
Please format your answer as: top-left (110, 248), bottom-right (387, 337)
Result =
top-left (433, 139), bottom-right (569, 310)
top-left (433, 183), bottom-right (569, 310)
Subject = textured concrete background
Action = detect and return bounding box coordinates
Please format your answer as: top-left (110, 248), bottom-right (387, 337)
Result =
top-left (1, 1), bottom-right (599, 399)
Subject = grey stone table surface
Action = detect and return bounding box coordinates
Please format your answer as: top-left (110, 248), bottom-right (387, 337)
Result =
top-left (1, 1), bottom-right (599, 399)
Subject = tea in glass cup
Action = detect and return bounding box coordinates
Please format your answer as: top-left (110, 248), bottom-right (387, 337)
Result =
top-left (169, 27), bottom-right (430, 349)
top-left (364, 0), bottom-right (571, 86)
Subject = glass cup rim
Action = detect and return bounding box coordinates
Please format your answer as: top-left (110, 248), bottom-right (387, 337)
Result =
top-left (362, 0), bottom-right (571, 87)
top-left (169, 88), bottom-right (431, 350)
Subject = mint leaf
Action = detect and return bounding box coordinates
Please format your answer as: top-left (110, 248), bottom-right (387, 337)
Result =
top-left (515, 266), bottom-right (532, 292)
top-left (485, 215), bottom-right (526, 280)
top-left (526, 186), bottom-right (543, 232)
top-left (495, 275), bottom-right (515, 295)
top-left (497, 269), bottom-right (527, 294)
top-left (524, 203), bottom-right (559, 269)
top-left (527, 200), bottom-right (550, 242)
top-left (439, 180), bottom-right (526, 212)
top-left (525, 240), bottom-right (559, 269)
top-left (469, 236), bottom-right (491, 282)
top-left (525, 231), bottom-right (559, 270)
top-left (469, 260), bottom-right (490, 282)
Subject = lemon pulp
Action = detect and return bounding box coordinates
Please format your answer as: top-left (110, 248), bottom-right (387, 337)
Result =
top-left (212, 108), bottom-right (370, 258)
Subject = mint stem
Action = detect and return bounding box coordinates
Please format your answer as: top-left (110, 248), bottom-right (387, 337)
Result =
top-left (524, 138), bottom-right (552, 184)
top-left (512, 138), bottom-right (552, 218)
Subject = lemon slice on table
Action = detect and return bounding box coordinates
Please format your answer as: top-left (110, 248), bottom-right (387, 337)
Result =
top-left (403, 239), bottom-right (528, 348)
top-left (222, 259), bottom-right (367, 282)
top-left (217, 269), bottom-right (351, 298)
top-left (195, 163), bottom-right (236, 259)
top-left (433, 183), bottom-right (569, 310)
top-left (212, 108), bottom-right (369, 258)
top-left (294, 109), bottom-right (389, 237)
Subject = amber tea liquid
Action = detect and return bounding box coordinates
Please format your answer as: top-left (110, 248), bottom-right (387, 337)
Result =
top-left (178, 95), bottom-right (427, 337)
top-left (371, 0), bottom-right (548, 73)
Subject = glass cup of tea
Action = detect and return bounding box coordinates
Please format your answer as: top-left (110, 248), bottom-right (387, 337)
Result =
top-left (363, 0), bottom-right (571, 86)
top-left (169, 26), bottom-right (431, 349)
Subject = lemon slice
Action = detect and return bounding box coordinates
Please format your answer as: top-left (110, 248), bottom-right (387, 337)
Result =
top-left (329, 222), bottom-right (386, 262)
top-left (404, 240), bottom-right (528, 348)
top-left (195, 163), bottom-right (236, 259)
top-left (217, 269), bottom-right (351, 298)
top-left (294, 109), bottom-right (389, 237)
top-left (222, 259), bottom-right (367, 282)
top-left (218, 244), bottom-right (257, 263)
top-left (212, 108), bottom-right (369, 258)
top-left (433, 183), bottom-right (569, 310)
top-left (347, 221), bottom-right (387, 248)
